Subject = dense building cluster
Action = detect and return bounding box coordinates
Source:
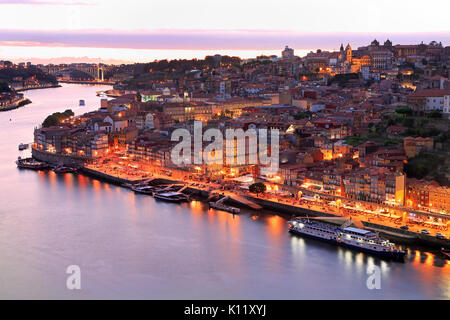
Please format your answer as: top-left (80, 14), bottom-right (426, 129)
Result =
top-left (32, 40), bottom-right (450, 214)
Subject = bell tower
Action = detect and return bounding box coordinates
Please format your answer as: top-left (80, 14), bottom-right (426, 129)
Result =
top-left (345, 44), bottom-right (352, 63)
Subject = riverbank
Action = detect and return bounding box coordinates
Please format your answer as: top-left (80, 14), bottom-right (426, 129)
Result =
top-left (32, 147), bottom-right (88, 165)
top-left (59, 80), bottom-right (115, 85)
top-left (0, 98), bottom-right (32, 112)
top-left (15, 84), bottom-right (61, 92)
top-left (63, 161), bottom-right (450, 249)
top-left (31, 146), bottom-right (450, 249)
top-left (6, 83), bottom-right (448, 300)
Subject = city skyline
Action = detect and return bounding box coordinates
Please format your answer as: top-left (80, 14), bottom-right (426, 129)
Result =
top-left (1, 0), bottom-right (450, 303)
top-left (1, 0), bottom-right (450, 63)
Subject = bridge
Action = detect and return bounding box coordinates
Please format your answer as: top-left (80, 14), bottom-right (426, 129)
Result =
top-left (39, 64), bottom-right (108, 82)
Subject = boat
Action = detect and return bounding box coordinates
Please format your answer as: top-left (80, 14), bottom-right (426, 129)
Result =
top-left (441, 248), bottom-right (450, 260)
top-left (79, 99), bottom-right (85, 106)
top-left (18, 143), bottom-right (29, 151)
top-left (288, 218), bottom-right (405, 261)
top-left (131, 185), bottom-right (158, 195)
top-left (53, 165), bottom-right (78, 174)
top-left (16, 157), bottom-right (50, 170)
top-left (154, 192), bottom-right (190, 203)
top-left (209, 201), bottom-right (240, 214)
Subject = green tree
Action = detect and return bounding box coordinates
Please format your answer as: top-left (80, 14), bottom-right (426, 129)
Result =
top-left (42, 109), bottom-right (74, 127)
top-left (401, 117), bottom-right (415, 128)
top-left (428, 110), bottom-right (442, 119)
top-left (249, 182), bottom-right (267, 195)
top-left (294, 111), bottom-right (311, 120)
top-left (42, 115), bottom-right (60, 128)
top-left (395, 106), bottom-right (412, 117)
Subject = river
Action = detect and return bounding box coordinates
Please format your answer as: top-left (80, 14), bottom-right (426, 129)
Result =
top-left (0, 84), bottom-right (449, 299)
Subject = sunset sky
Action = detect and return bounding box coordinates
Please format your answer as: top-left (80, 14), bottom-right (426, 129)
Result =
top-left (1, 0), bottom-right (449, 64)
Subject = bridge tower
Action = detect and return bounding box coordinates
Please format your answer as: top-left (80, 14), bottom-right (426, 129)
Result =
top-left (97, 66), bottom-right (104, 82)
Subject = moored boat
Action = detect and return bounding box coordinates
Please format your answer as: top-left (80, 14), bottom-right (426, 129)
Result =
top-left (154, 192), bottom-right (189, 203)
top-left (209, 202), bottom-right (240, 214)
top-left (18, 143), bottom-right (29, 151)
top-left (131, 185), bottom-right (158, 195)
top-left (16, 157), bottom-right (50, 170)
top-left (53, 165), bottom-right (78, 174)
top-left (289, 218), bottom-right (405, 261)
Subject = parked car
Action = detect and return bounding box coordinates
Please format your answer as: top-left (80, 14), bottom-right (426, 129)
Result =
top-left (421, 229), bottom-right (430, 235)
top-left (400, 225), bottom-right (409, 231)
top-left (436, 233), bottom-right (446, 240)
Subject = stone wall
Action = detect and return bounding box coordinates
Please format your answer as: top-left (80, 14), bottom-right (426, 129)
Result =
top-left (32, 148), bottom-right (87, 165)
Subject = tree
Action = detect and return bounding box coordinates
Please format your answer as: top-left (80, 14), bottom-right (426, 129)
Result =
top-left (395, 106), bottom-right (412, 117)
top-left (42, 115), bottom-right (60, 128)
top-left (294, 111), bottom-right (311, 120)
top-left (0, 80), bottom-right (11, 92)
top-left (249, 182), bottom-right (267, 195)
top-left (401, 117), bottom-right (414, 128)
top-left (428, 110), bottom-right (442, 119)
top-left (42, 109), bottom-right (74, 127)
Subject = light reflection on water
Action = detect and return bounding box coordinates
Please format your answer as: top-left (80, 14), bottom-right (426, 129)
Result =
top-left (0, 84), bottom-right (449, 299)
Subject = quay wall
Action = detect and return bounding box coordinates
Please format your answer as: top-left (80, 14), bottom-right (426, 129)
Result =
top-left (244, 195), bottom-right (337, 218)
top-left (59, 80), bottom-right (115, 85)
top-left (27, 156), bottom-right (450, 249)
top-left (418, 233), bottom-right (450, 248)
top-left (363, 221), bottom-right (450, 248)
top-left (16, 84), bottom-right (61, 92)
top-left (32, 148), bottom-right (87, 165)
top-left (80, 167), bottom-right (137, 185)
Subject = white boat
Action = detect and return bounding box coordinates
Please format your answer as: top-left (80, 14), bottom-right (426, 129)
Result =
top-left (209, 202), bottom-right (240, 214)
top-left (132, 185), bottom-right (158, 195)
top-left (154, 192), bottom-right (189, 203)
top-left (16, 157), bottom-right (50, 170)
top-left (289, 218), bottom-right (405, 261)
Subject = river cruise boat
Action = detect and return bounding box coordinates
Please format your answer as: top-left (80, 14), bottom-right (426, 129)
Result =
top-left (154, 192), bottom-right (189, 203)
top-left (288, 218), bottom-right (405, 261)
top-left (16, 157), bottom-right (50, 170)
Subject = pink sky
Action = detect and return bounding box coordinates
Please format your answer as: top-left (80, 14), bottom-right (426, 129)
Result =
top-left (1, 0), bottom-right (449, 64)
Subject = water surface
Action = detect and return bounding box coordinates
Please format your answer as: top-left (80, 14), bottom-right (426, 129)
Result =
top-left (0, 84), bottom-right (449, 299)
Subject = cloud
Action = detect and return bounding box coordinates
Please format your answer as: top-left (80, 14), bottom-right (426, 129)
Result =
top-left (0, 29), bottom-right (448, 51)
top-left (0, 0), bottom-right (92, 5)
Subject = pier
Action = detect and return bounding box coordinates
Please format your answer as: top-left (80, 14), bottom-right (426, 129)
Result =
top-left (210, 191), bottom-right (262, 210)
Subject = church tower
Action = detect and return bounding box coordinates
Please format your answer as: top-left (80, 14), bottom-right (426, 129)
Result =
top-left (345, 43), bottom-right (352, 63)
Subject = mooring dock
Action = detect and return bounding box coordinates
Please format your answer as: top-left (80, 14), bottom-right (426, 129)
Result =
top-left (210, 191), bottom-right (262, 210)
